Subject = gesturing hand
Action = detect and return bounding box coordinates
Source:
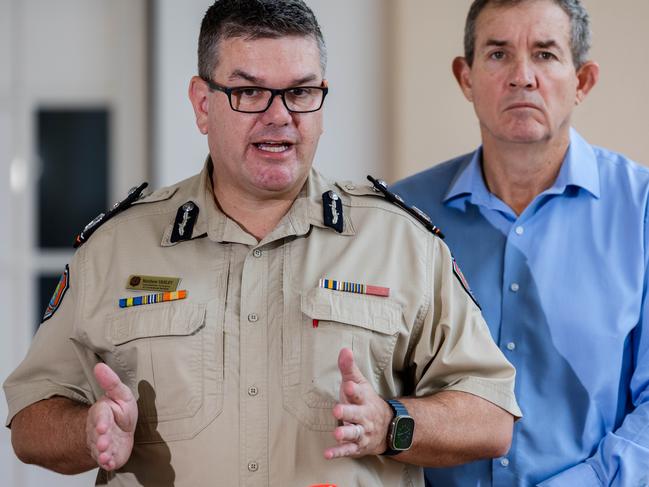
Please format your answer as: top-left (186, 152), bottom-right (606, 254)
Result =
top-left (86, 363), bottom-right (138, 471)
top-left (324, 348), bottom-right (392, 460)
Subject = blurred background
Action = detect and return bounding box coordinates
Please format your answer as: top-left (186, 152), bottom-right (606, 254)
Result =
top-left (0, 0), bottom-right (647, 484)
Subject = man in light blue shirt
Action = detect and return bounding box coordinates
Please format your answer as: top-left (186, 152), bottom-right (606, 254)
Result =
top-left (393, 0), bottom-right (649, 485)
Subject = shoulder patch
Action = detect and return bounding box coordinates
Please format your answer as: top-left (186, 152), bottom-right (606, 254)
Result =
top-left (367, 175), bottom-right (445, 239)
top-left (335, 180), bottom-right (380, 197)
top-left (133, 185), bottom-right (179, 205)
top-left (42, 265), bottom-right (70, 323)
top-left (452, 257), bottom-right (481, 310)
top-left (73, 182), bottom-right (149, 248)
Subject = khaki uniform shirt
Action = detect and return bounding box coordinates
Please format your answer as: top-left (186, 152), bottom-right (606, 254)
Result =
top-left (4, 160), bottom-right (521, 487)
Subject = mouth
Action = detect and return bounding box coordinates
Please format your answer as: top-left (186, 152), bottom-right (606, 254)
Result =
top-left (506, 103), bottom-right (540, 111)
top-left (252, 141), bottom-right (294, 153)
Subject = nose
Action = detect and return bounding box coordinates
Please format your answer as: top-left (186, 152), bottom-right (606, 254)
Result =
top-left (260, 93), bottom-right (292, 126)
top-left (509, 57), bottom-right (537, 89)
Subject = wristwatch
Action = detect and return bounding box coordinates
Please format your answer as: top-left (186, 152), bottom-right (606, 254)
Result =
top-left (382, 399), bottom-right (415, 455)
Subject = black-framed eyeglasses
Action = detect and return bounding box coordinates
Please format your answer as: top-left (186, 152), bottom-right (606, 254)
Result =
top-left (203, 78), bottom-right (328, 114)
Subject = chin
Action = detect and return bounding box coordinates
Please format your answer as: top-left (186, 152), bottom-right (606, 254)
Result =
top-left (252, 169), bottom-right (302, 193)
top-left (501, 125), bottom-right (549, 144)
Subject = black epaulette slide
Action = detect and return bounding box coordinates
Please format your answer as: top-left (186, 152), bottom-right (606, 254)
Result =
top-left (73, 182), bottom-right (149, 248)
top-left (367, 175), bottom-right (445, 239)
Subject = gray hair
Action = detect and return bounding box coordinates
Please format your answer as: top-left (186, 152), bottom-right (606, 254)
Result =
top-left (463, 0), bottom-right (592, 68)
top-left (198, 0), bottom-right (327, 79)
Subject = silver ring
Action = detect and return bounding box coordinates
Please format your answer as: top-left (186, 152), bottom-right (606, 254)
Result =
top-left (355, 424), bottom-right (363, 441)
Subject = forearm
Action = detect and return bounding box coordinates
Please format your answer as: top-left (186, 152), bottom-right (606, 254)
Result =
top-left (396, 390), bottom-right (514, 467)
top-left (11, 397), bottom-right (97, 474)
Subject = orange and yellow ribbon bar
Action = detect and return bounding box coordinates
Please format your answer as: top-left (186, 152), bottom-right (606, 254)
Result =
top-left (119, 290), bottom-right (187, 308)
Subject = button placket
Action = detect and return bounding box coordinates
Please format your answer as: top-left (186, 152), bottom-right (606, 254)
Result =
top-left (240, 245), bottom-right (269, 485)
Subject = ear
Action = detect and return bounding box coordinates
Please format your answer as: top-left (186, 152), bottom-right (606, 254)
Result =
top-left (188, 76), bottom-right (211, 135)
top-left (452, 56), bottom-right (474, 102)
top-left (575, 61), bottom-right (600, 105)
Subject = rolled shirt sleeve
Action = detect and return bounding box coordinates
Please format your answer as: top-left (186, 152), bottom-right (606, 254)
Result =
top-left (411, 236), bottom-right (522, 418)
top-left (3, 249), bottom-right (96, 426)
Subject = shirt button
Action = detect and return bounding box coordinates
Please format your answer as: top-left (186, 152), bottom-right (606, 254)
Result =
top-left (248, 313), bottom-right (259, 323)
top-left (515, 226), bottom-right (524, 235)
top-left (248, 386), bottom-right (258, 397)
top-left (500, 457), bottom-right (510, 467)
top-left (506, 342), bottom-right (516, 351)
top-left (510, 283), bottom-right (520, 292)
top-left (253, 249), bottom-right (262, 258)
top-left (248, 462), bottom-right (258, 472)
top-left (345, 184), bottom-right (355, 190)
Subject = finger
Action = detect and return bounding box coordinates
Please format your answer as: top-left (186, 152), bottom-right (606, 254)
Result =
top-left (324, 441), bottom-right (360, 460)
top-left (341, 379), bottom-right (365, 405)
top-left (96, 434), bottom-right (111, 453)
top-left (333, 403), bottom-right (363, 423)
top-left (94, 363), bottom-right (134, 404)
top-left (98, 451), bottom-right (114, 470)
top-left (92, 401), bottom-right (114, 435)
top-left (337, 348), bottom-right (366, 385)
top-left (334, 423), bottom-right (364, 443)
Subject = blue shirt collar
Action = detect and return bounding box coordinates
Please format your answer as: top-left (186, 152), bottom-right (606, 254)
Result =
top-left (443, 128), bottom-right (601, 207)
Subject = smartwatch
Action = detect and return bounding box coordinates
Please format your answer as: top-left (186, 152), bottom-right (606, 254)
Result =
top-left (382, 399), bottom-right (415, 455)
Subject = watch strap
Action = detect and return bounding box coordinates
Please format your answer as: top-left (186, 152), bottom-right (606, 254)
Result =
top-left (386, 398), bottom-right (409, 418)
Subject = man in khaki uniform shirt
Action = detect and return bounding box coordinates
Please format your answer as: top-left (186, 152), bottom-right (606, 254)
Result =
top-left (4, 1), bottom-right (521, 486)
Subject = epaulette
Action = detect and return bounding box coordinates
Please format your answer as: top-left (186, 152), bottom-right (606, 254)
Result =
top-left (73, 182), bottom-right (149, 248)
top-left (367, 175), bottom-right (445, 239)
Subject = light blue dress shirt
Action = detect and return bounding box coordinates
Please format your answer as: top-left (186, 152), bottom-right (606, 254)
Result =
top-left (393, 130), bottom-right (649, 486)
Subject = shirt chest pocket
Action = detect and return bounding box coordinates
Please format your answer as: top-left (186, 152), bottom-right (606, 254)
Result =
top-left (282, 287), bottom-right (401, 431)
top-left (107, 299), bottom-right (225, 443)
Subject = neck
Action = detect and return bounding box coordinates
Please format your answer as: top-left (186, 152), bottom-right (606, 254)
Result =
top-left (211, 179), bottom-right (303, 241)
top-left (481, 133), bottom-right (570, 215)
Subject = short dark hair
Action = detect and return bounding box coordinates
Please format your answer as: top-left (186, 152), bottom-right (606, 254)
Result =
top-left (463, 0), bottom-right (592, 68)
top-left (198, 0), bottom-right (327, 79)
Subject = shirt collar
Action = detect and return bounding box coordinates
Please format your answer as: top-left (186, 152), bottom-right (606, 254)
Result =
top-left (551, 128), bottom-right (600, 199)
top-left (443, 128), bottom-right (601, 208)
top-left (270, 167), bottom-right (355, 242)
top-left (163, 159), bottom-right (353, 247)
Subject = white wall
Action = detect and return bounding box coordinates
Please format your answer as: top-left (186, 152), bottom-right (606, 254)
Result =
top-left (1, 1), bottom-right (146, 485)
top-left (153, 0), bottom-right (210, 186)
top-left (0, 2), bottom-right (17, 485)
top-left (153, 0), bottom-right (390, 188)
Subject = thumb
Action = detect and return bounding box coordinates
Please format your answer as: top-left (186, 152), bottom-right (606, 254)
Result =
top-left (94, 363), bottom-right (134, 404)
top-left (337, 347), bottom-right (365, 384)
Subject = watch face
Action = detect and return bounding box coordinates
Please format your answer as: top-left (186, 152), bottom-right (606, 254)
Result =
top-left (393, 416), bottom-right (415, 450)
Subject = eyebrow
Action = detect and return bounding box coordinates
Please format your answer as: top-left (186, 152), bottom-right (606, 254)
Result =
top-left (535, 40), bottom-right (564, 54)
top-left (484, 39), bottom-right (508, 48)
top-left (483, 38), bottom-right (564, 53)
top-left (229, 69), bottom-right (319, 86)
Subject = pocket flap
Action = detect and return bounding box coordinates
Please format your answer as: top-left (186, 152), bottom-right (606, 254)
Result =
top-left (109, 303), bottom-right (206, 345)
top-left (301, 287), bottom-right (400, 335)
